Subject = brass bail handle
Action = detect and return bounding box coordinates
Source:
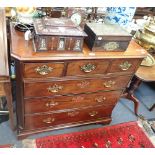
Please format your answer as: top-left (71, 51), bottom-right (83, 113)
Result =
top-left (47, 84), bottom-right (63, 93)
top-left (35, 65), bottom-right (53, 75)
top-left (81, 63), bottom-right (96, 73)
top-left (119, 61), bottom-right (132, 71)
top-left (89, 111), bottom-right (98, 117)
top-left (103, 80), bottom-right (116, 88)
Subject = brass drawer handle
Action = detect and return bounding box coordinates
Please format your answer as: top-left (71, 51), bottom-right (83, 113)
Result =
top-left (43, 117), bottom-right (55, 124)
top-left (103, 80), bottom-right (115, 88)
top-left (89, 111), bottom-right (98, 117)
top-left (95, 96), bottom-right (106, 103)
top-left (80, 63), bottom-right (96, 73)
top-left (35, 65), bottom-right (53, 75)
top-left (68, 111), bottom-right (79, 117)
top-left (119, 61), bottom-right (132, 71)
top-left (47, 84), bottom-right (63, 93)
top-left (46, 101), bottom-right (59, 107)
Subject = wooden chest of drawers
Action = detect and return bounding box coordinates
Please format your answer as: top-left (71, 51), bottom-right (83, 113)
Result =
top-left (10, 24), bottom-right (147, 139)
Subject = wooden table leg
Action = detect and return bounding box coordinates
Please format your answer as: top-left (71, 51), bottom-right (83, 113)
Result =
top-left (122, 76), bottom-right (142, 116)
top-left (149, 104), bottom-right (155, 111)
top-left (4, 81), bottom-right (15, 130)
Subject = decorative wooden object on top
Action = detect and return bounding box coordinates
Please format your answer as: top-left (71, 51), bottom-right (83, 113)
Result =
top-left (84, 23), bottom-right (132, 52)
top-left (33, 17), bottom-right (87, 52)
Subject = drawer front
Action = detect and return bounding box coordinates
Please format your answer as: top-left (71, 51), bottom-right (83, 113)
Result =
top-left (0, 83), bottom-right (5, 96)
top-left (23, 62), bottom-right (64, 78)
top-left (25, 105), bottom-right (113, 130)
top-left (24, 75), bottom-right (131, 97)
top-left (108, 59), bottom-right (141, 74)
top-left (66, 60), bottom-right (109, 76)
top-left (25, 90), bottom-right (122, 114)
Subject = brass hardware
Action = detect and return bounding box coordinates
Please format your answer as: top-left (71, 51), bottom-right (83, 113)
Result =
top-left (47, 84), bottom-right (63, 93)
top-left (72, 96), bottom-right (84, 102)
top-left (119, 61), bottom-right (132, 71)
top-left (128, 134), bottom-right (135, 142)
top-left (68, 111), bottom-right (79, 117)
top-left (77, 81), bottom-right (90, 89)
top-left (103, 42), bottom-right (119, 51)
top-left (117, 137), bottom-right (123, 145)
top-left (80, 63), bottom-right (96, 73)
top-left (45, 101), bottom-right (59, 107)
top-left (95, 96), bottom-right (106, 103)
top-left (89, 111), bottom-right (98, 117)
top-left (103, 80), bottom-right (115, 88)
top-left (43, 117), bottom-right (55, 124)
top-left (35, 65), bottom-right (53, 75)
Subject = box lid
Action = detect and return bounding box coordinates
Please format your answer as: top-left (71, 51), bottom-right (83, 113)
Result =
top-left (86, 23), bottom-right (132, 37)
top-left (33, 17), bottom-right (87, 37)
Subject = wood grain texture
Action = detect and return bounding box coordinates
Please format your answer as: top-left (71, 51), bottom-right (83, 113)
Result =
top-left (24, 75), bottom-right (131, 97)
top-left (24, 90), bottom-right (122, 114)
top-left (24, 105), bottom-right (114, 130)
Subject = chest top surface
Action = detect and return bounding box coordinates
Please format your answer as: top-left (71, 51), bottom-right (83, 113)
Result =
top-left (10, 23), bottom-right (147, 61)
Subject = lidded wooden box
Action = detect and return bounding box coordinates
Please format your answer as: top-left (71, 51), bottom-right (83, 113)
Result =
top-left (84, 23), bottom-right (132, 52)
top-left (33, 18), bottom-right (87, 52)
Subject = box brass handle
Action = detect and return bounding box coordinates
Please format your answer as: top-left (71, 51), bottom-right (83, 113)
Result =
top-left (45, 101), bottom-right (59, 107)
top-left (89, 111), bottom-right (98, 117)
top-left (119, 61), bottom-right (132, 71)
top-left (43, 117), bottom-right (55, 124)
top-left (47, 84), bottom-right (63, 93)
top-left (103, 80), bottom-right (115, 88)
top-left (35, 65), bottom-right (53, 75)
top-left (95, 96), bottom-right (106, 103)
top-left (81, 63), bottom-right (96, 73)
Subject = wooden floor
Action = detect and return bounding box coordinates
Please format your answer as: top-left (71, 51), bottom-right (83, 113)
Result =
top-left (0, 82), bottom-right (155, 147)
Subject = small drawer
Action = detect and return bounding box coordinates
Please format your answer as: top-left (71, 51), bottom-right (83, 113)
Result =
top-left (23, 62), bottom-right (64, 78)
top-left (24, 75), bottom-right (131, 97)
top-left (108, 59), bottom-right (141, 74)
top-left (25, 105), bottom-right (113, 130)
top-left (66, 60), bottom-right (109, 76)
top-left (24, 90), bottom-right (122, 114)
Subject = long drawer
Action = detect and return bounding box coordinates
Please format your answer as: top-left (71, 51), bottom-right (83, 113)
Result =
top-left (24, 90), bottom-right (122, 114)
top-left (24, 105), bottom-right (114, 130)
top-left (24, 75), bottom-right (131, 97)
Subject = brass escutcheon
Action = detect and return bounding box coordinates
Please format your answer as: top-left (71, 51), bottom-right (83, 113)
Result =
top-left (95, 96), bottom-right (106, 103)
top-left (47, 84), bottom-right (63, 93)
top-left (119, 61), bottom-right (132, 71)
top-left (81, 63), bottom-right (96, 73)
top-left (103, 80), bottom-right (115, 88)
top-left (35, 65), bottom-right (53, 75)
top-left (45, 101), bottom-right (59, 107)
top-left (43, 117), bottom-right (55, 124)
top-left (103, 42), bottom-right (119, 51)
top-left (89, 111), bottom-right (98, 117)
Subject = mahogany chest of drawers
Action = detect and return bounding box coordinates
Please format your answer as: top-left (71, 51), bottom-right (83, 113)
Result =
top-left (10, 24), bottom-right (147, 139)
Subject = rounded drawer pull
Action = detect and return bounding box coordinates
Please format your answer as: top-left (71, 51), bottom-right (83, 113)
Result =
top-left (119, 61), bottom-right (132, 71)
top-left (47, 84), bottom-right (63, 93)
top-left (46, 101), bottom-right (59, 107)
top-left (89, 111), bottom-right (98, 117)
top-left (35, 65), bottom-right (53, 75)
top-left (43, 117), bottom-right (55, 124)
top-left (103, 80), bottom-right (115, 88)
top-left (80, 63), bottom-right (96, 73)
top-left (95, 96), bottom-right (106, 103)
top-left (68, 111), bottom-right (79, 117)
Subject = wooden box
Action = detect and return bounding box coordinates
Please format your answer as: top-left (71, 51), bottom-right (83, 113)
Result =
top-left (84, 23), bottom-right (132, 52)
top-left (33, 18), bottom-right (87, 52)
